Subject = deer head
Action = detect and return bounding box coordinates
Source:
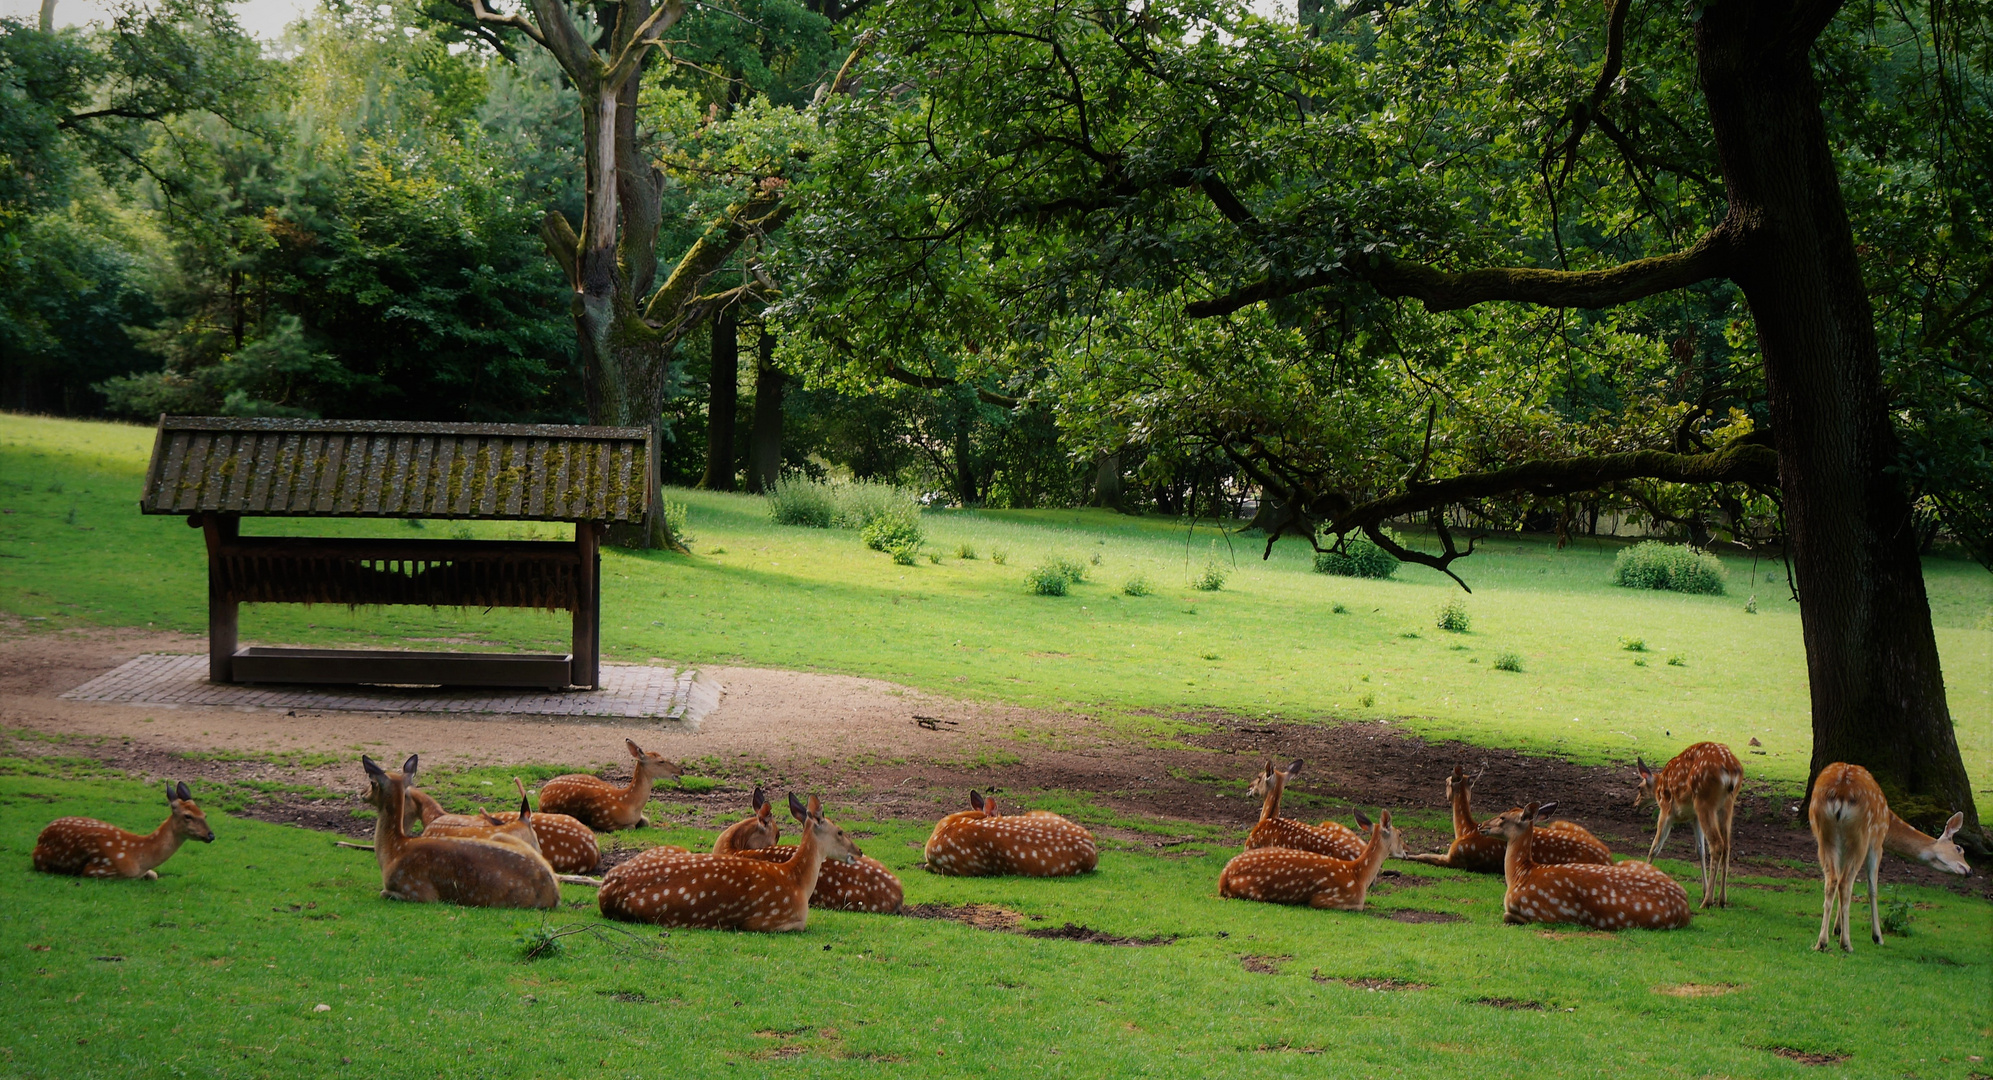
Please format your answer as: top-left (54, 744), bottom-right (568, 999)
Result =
top-left (363, 754), bottom-right (420, 815)
top-left (1632, 759), bottom-right (1657, 809)
top-left (789, 792), bottom-right (860, 865)
top-left (166, 781), bottom-right (214, 844)
top-left (626, 739), bottom-right (683, 784)
top-left (1351, 806), bottom-right (1406, 858)
top-left (1480, 801), bottom-right (1554, 840)
top-left (970, 790), bottom-right (996, 816)
top-left (1920, 813), bottom-right (1971, 875)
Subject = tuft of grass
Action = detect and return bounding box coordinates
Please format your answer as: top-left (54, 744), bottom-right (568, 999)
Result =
top-left (1123, 575), bottom-right (1153, 597)
top-left (955, 542), bottom-right (978, 560)
top-left (1331, 602), bottom-right (1349, 614)
top-left (1025, 561), bottom-right (1073, 596)
top-left (1620, 637), bottom-right (1647, 652)
top-left (1494, 650), bottom-right (1525, 673)
top-left (1435, 599), bottom-right (1470, 633)
top-left (1667, 655), bottom-right (1686, 667)
top-left (990, 549), bottom-right (1008, 565)
top-left (1192, 561), bottom-right (1227, 592)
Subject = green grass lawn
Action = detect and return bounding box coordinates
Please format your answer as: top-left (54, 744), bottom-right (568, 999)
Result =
top-left (3, 413), bottom-right (1987, 790)
top-left (2, 771), bottom-right (1987, 1078)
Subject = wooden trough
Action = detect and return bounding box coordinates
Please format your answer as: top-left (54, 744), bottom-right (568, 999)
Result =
top-left (139, 416), bottom-right (652, 690)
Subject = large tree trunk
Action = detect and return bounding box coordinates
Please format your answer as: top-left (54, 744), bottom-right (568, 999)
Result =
top-left (1090, 450), bottom-right (1124, 510)
top-left (747, 327), bottom-right (785, 493)
top-left (1700, 2), bottom-right (1979, 841)
top-left (700, 303), bottom-right (739, 491)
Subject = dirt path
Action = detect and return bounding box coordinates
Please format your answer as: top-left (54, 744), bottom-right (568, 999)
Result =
top-left (2, 625), bottom-right (1984, 898)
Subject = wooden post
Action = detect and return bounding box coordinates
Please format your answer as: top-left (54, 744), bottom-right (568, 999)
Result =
top-left (200, 513), bottom-right (240, 683)
top-left (572, 521), bottom-right (600, 689)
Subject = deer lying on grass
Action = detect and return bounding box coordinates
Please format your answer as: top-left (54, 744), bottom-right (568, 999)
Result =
top-left (537, 739), bottom-right (682, 832)
top-left (33, 781), bottom-right (214, 879)
top-left (1635, 742), bottom-right (1742, 908)
top-left (1218, 808), bottom-right (1404, 910)
top-left (406, 780), bottom-right (601, 873)
top-left (714, 787), bottom-right (903, 912)
top-left (362, 755), bottom-right (559, 909)
top-left (1240, 759), bottom-right (1366, 859)
top-left (1406, 765), bottom-right (1612, 872)
top-left (598, 793), bottom-right (859, 931)
top-left (1809, 762), bottom-right (1969, 952)
top-left (923, 791), bottom-right (1098, 877)
top-left (1482, 803), bottom-right (1690, 930)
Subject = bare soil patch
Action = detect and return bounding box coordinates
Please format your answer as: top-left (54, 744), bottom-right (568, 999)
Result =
top-left (1655, 983), bottom-right (1741, 998)
top-left (1312, 973), bottom-right (1429, 991)
top-left (1239, 954), bottom-right (1290, 974)
top-left (1020, 923), bottom-right (1174, 946)
top-left (899, 903), bottom-right (1028, 932)
top-left (1370, 908), bottom-right (1468, 924)
top-left (1473, 997), bottom-right (1546, 1011)
top-left (1770, 1047), bottom-right (1850, 1066)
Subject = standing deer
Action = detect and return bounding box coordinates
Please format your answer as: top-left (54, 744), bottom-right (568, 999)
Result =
top-left (1634, 742), bottom-right (1743, 908)
top-left (598, 793), bottom-right (859, 931)
top-left (715, 787), bottom-right (903, 912)
top-left (1240, 759), bottom-right (1364, 859)
top-left (1218, 808), bottom-right (1404, 910)
top-left (33, 782), bottom-right (214, 879)
top-left (1808, 762), bottom-right (1970, 952)
top-left (922, 791), bottom-right (1098, 877)
top-left (1481, 802), bottom-right (1690, 930)
top-left (362, 755), bottom-right (559, 909)
top-left (1406, 765), bottom-right (1612, 872)
top-left (406, 780), bottom-right (601, 873)
top-left (537, 739), bottom-right (682, 832)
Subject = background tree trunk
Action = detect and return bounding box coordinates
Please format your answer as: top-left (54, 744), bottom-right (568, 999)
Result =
top-left (1091, 451), bottom-right (1124, 510)
top-left (747, 326), bottom-right (784, 493)
top-left (1700, 2), bottom-right (1980, 842)
top-left (701, 302), bottom-right (739, 491)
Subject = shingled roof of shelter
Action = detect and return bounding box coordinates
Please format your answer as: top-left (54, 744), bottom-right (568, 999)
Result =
top-left (139, 416), bottom-right (651, 523)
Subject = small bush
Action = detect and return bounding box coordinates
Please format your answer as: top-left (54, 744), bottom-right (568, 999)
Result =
top-left (1435, 599), bottom-right (1471, 633)
top-left (1620, 637), bottom-right (1647, 652)
top-left (659, 499), bottom-right (690, 544)
top-left (955, 543), bottom-right (978, 560)
top-left (769, 476), bottom-right (923, 532)
top-left (1744, 595), bottom-right (1758, 614)
top-left (1025, 560), bottom-right (1073, 596)
top-left (1667, 655), bottom-right (1686, 667)
top-left (1633, 657), bottom-right (1649, 667)
top-left (925, 550), bottom-right (943, 565)
top-left (1493, 650), bottom-right (1524, 672)
top-left (1193, 561), bottom-right (1227, 591)
top-left (1313, 533), bottom-right (1400, 579)
top-left (1331, 602), bottom-right (1349, 614)
top-left (767, 475), bottom-right (838, 527)
top-left (1050, 556), bottom-right (1090, 584)
top-left (861, 510), bottom-right (925, 553)
top-left (1089, 552), bottom-right (1103, 566)
top-left (1882, 899), bottom-right (1914, 936)
top-left (991, 550), bottom-right (1008, 565)
top-left (1123, 575), bottom-right (1153, 596)
top-left (1613, 541), bottom-right (1727, 595)
top-left (890, 543), bottom-right (920, 566)
top-left (1359, 691), bottom-right (1377, 708)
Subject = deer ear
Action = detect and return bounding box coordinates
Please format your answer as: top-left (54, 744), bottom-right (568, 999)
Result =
top-left (752, 785), bottom-right (765, 810)
top-left (1380, 809), bottom-right (1392, 827)
top-left (1635, 757), bottom-right (1651, 779)
top-left (1286, 759), bottom-right (1304, 778)
top-left (1535, 802), bottom-right (1557, 819)
top-left (1940, 812), bottom-right (1964, 841)
top-left (970, 790), bottom-right (984, 811)
top-left (165, 783), bottom-right (177, 805)
top-left (626, 739), bottom-right (643, 758)
top-left (1352, 806), bottom-right (1372, 829)
top-left (362, 755), bottom-right (386, 779)
top-left (808, 793), bottom-right (823, 821)
top-left (1452, 765), bottom-right (1465, 780)
top-left (402, 754), bottom-right (419, 778)
top-left (177, 781), bottom-right (192, 801)
top-left (788, 792), bottom-right (808, 822)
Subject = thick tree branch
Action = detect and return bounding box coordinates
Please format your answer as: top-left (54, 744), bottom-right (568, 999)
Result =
top-left (1549, 0), bottom-right (1631, 186)
top-left (881, 359), bottom-right (1022, 408)
top-left (539, 210), bottom-right (581, 290)
top-left (467, 0), bottom-right (552, 54)
top-left (1187, 226), bottom-right (1737, 318)
top-left (604, 0), bottom-right (685, 86)
top-left (641, 195), bottom-right (790, 326)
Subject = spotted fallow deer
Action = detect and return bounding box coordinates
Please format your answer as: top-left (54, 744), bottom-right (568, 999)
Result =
top-left (1809, 762), bottom-right (1970, 952)
top-left (1218, 807), bottom-right (1404, 910)
top-left (1406, 765), bottom-right (1613, 872)
top-left (1481, 802), bottom-right (1690, 930)
top-left (922, 791), bottom-right (1098, 877)
top-left (598, 793), bottom-right (859, 931)
top-left (715, 787), bottom-right (903, 912)
top-left (1635, 742), bottom-right (1743, 908)
top-left (362, 755), bottom-right (559, 909)
top-left (536, 740), bottom-right (682, 832)
top-left (406, 780), bottom-right (601, 873)
top-left (1240, 759), bottom-right (1364, 859)
top-left (33, 781), bottom-right (214, 879)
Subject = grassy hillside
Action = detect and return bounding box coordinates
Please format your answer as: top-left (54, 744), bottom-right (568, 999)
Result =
top-left (2, 413), bottom-right (1988, 787)
top-left (1, 770), bottom-right (1986, 1078)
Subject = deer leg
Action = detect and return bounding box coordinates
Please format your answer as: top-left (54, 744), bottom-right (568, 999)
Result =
top-left (1691, 819), bottom-right (1713, 909)
top-left (141, 869), bottom-right (159, 881)
top-left (1864, 846), bottom-right (1883, 946)
top-left (1648, 815), bottom-right (1675, 861)
top-left (1836, 868), bottom-right (1859, 952)
top-left (1814, 864), bottom-right (1838, 952)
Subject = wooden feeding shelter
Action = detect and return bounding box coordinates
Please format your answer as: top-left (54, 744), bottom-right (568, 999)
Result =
top-left (139, 416), bottom-right (652, 690)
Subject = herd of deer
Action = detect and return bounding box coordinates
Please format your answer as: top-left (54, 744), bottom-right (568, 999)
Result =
top-left (30, 736), bottom-right (1972, 952)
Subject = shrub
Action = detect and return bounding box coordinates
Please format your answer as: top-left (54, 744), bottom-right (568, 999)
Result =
top-left (890, 543), bottom-right (920, 566)
top-left (769, 476), bottom-right (923, 532)
top-left (1331, 602), bottom-right (1349, 614)
top-left (1667, 655), bottom-right (1686, 667)
top-left (1122, 575), bottom-right (1153, 597)
top-left (861, 510), bottom-right (925, 553)
top-left (925, 550), bottom-right (943, 565)
top-left (1193, 561), bottom-right (1227, 591)
top-left (1089, 552), bottom-right (1103, 566)
top-left (955, 543), bottom-right (978, 560)
top-left (1051, 556), bottom-right (1089, 584)
top-left (1025, 560), bottom-right (1073, 596)
top-left (1493, 650), bottom-right (1524, 672)
top-left (767, 475), bottom-right (838, 528)
top-left (1620, 636), bottom-right (1647, 651)
top-left (1435, 599), bottom-right (1471, 633)
top-left (1613, 541), bottom-right (1727, 595)
top-left (1313, 533), bottom-right (1400, 578)
top-left (990, 549), bottom-right (1008, 565)
top-left (659, 499), bottom-right (690, 544)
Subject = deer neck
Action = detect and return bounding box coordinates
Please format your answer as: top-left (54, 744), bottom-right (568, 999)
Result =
top-left (783, 823), bottom-right (829, 903)
top-left (713, 817), bottom-right (768, 856)
top-left (1260, 776), bottom-right (1284, 824)
top-left (618, 768), bottom-right (656, 821)
top-left (1450, 785), bottom-right (1477, 840)
top-left (374, 783), bottom-right (414, 870)
top-left (135, 817), bottom-right (187, 874)
top-left (409, 790), bottom-right (447, 827)
top-left (1501, 825), bottom-right (1536, 889)
top-left (1882, 813), bottom-right (1938, 862)
top-left (1349, 823), bottom-right (1389, 895)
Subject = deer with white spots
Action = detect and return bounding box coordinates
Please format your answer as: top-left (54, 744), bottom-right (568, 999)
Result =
top-left (598, 793), bottom-right (859, 931)
top-left (1482, 802), bottom-right (1690, 930)
top-left (1406, 765), bottom-right (1613, 872)
top-left (536, 739), bottom-right (682, 832)
top-left (922, 791), bottom-right (1098, 877)
top-left (1218, 807), bottom-right (1404, 910)
top-left (715, 787), bottom-right (904, 912)
top-left (405, 780), bottom-right (602, 874)
top-left (1809, 762), bottom-right (1969, 952)
top-left (1635, 742), bottom-right (1743, 908)
top-left (363, 755), bottom-right (559, 909)
top-left (1240, 759), bottom-right (1365, 859)
top-left (33, 782), bottom-right (214, 879)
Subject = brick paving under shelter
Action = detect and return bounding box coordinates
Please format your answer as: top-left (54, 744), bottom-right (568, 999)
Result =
top-left (61, 654), bottom-right (719, 728)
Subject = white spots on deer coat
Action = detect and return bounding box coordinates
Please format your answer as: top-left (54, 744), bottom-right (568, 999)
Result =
top-left (922, 810), bottom-right (1098, 878)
